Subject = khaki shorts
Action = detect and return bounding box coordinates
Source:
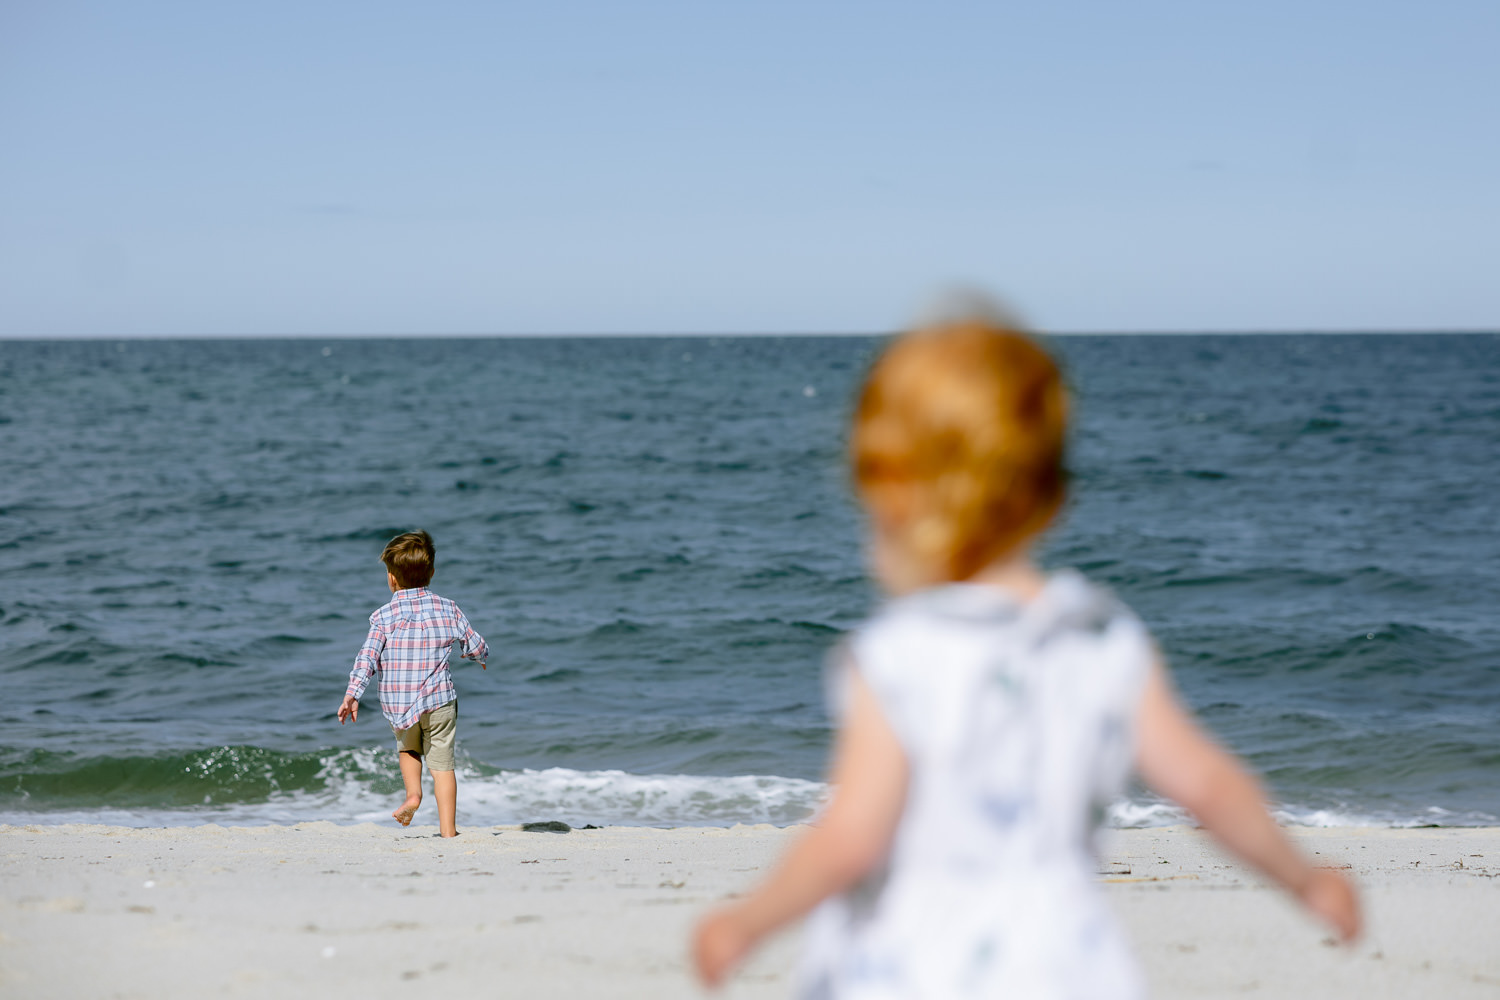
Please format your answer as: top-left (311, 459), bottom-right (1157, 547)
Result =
top-left (393, 701), bottom-right (458, 772)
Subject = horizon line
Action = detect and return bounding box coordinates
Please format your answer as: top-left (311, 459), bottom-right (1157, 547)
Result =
top-left (3, 327), bottom-right (1499, 342)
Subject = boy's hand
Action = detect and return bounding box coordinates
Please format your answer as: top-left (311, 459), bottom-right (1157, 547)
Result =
top-left (337, 695), bottom-right (359, 725)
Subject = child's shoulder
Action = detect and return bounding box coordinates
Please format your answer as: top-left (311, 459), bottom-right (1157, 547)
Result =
top-left (423, 590), bottom-right (465, 614)
top-left (1029, 569), bottom-right (1145, 639)
top-left (846, 570), bottom-right (1152, 723)
top-left (370, 588), bottom-right (462, 621)
top-left (857, 570), bottom-right (1146, 650)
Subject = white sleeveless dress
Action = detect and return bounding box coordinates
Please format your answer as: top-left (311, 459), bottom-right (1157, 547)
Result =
top-left (799, 571), bottom-right (1152, 1000)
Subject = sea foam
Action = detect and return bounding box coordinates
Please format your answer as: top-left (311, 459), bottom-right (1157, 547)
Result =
top-left (3, 754), bottom-right (1493, 830)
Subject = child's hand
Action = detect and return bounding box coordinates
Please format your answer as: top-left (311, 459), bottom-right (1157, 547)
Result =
top-left (1298, 868), bottom-right (1361, 942)
top-left (337, 695), bottom-right (359, 725)
top-left (692, 908), bottom-right (753, 989)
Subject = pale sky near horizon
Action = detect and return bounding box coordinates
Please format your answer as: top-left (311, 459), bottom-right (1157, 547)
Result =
top-left (2, 2), bottom-right (1497, 337)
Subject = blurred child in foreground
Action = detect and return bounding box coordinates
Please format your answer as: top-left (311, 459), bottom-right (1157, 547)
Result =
top-left (693, 312), bottom-right (1359, 997)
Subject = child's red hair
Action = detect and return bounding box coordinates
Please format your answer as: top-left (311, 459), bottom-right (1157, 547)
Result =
top-left (851, 318), bottom-right (1069, 582)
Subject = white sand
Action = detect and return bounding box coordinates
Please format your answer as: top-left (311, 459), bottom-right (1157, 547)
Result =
top-left (1101, 825), bottom-right (1500, 998)
top-left (2, 821), bottom-right (1497, 998)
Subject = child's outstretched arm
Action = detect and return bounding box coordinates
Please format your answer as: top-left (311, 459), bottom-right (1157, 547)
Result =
top-left (338, 618), bottom-right (386, 724)
top-left (692, 669), bottom-right (909, 988)
top-left (456, 609), bottom-right (488, 669)
top-left (1136, 657), bottom-right (1361, 941)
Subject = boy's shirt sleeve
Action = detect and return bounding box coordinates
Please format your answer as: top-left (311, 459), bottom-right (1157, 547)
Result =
top-left (346, 613), bottom-right (386, 700)
top-left (456, 607), bottom-right (489, 665)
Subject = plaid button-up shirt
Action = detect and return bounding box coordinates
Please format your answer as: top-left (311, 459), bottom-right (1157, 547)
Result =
top-left (345, 587), bottom-right (489, 731)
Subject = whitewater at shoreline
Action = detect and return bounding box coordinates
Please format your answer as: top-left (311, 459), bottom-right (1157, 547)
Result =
top-left (3, 759), bottom-right (1495, 831)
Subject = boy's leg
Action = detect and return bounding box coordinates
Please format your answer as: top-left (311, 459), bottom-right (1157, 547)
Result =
top-left (394, 750), bottom-right (424, 826)
top-left (392, 720), bottom-right (426, 826)
top-left (425, 702), bottom-right (459, 837)
top-left (433, 770), bottom-right (457, 838)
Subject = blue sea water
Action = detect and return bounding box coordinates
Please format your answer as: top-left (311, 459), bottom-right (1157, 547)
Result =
top-left (0, 334), bottom-right (1497, 828)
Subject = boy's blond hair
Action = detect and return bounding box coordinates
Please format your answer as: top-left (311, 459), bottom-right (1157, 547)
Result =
top-left (851, 318), bottom-right (1068, 582)
top-left (381, 531), bottom-right (436, 589)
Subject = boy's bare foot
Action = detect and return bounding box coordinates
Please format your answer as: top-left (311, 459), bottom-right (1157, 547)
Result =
top-left (392, 795), bottom-right (421, 826)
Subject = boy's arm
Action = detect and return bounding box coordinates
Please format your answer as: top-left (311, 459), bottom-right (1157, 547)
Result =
top-left (1136, 656), bottom-right (1361, 941)
top-left (455, 608), bottom-right (489, 669)
top-left (338, 619), bottom-right (385, 723)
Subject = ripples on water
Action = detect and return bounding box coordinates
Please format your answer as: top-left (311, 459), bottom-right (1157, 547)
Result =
top-left (0, 334), bottom-right (1496, 827)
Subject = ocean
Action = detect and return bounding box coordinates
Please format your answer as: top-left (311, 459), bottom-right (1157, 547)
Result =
top-left (1, 334), bottom-right (1497, 829)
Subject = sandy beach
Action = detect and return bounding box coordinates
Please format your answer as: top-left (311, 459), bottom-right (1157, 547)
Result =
top-left (2, 822), bottom-right (1497, 999)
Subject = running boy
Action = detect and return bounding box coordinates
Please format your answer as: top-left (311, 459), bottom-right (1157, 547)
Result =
top-left (337, 530), bottom-right (488, 838)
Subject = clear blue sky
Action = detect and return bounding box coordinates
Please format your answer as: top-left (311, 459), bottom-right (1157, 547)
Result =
top-left (2, 2), bottom-right (1497, 336)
